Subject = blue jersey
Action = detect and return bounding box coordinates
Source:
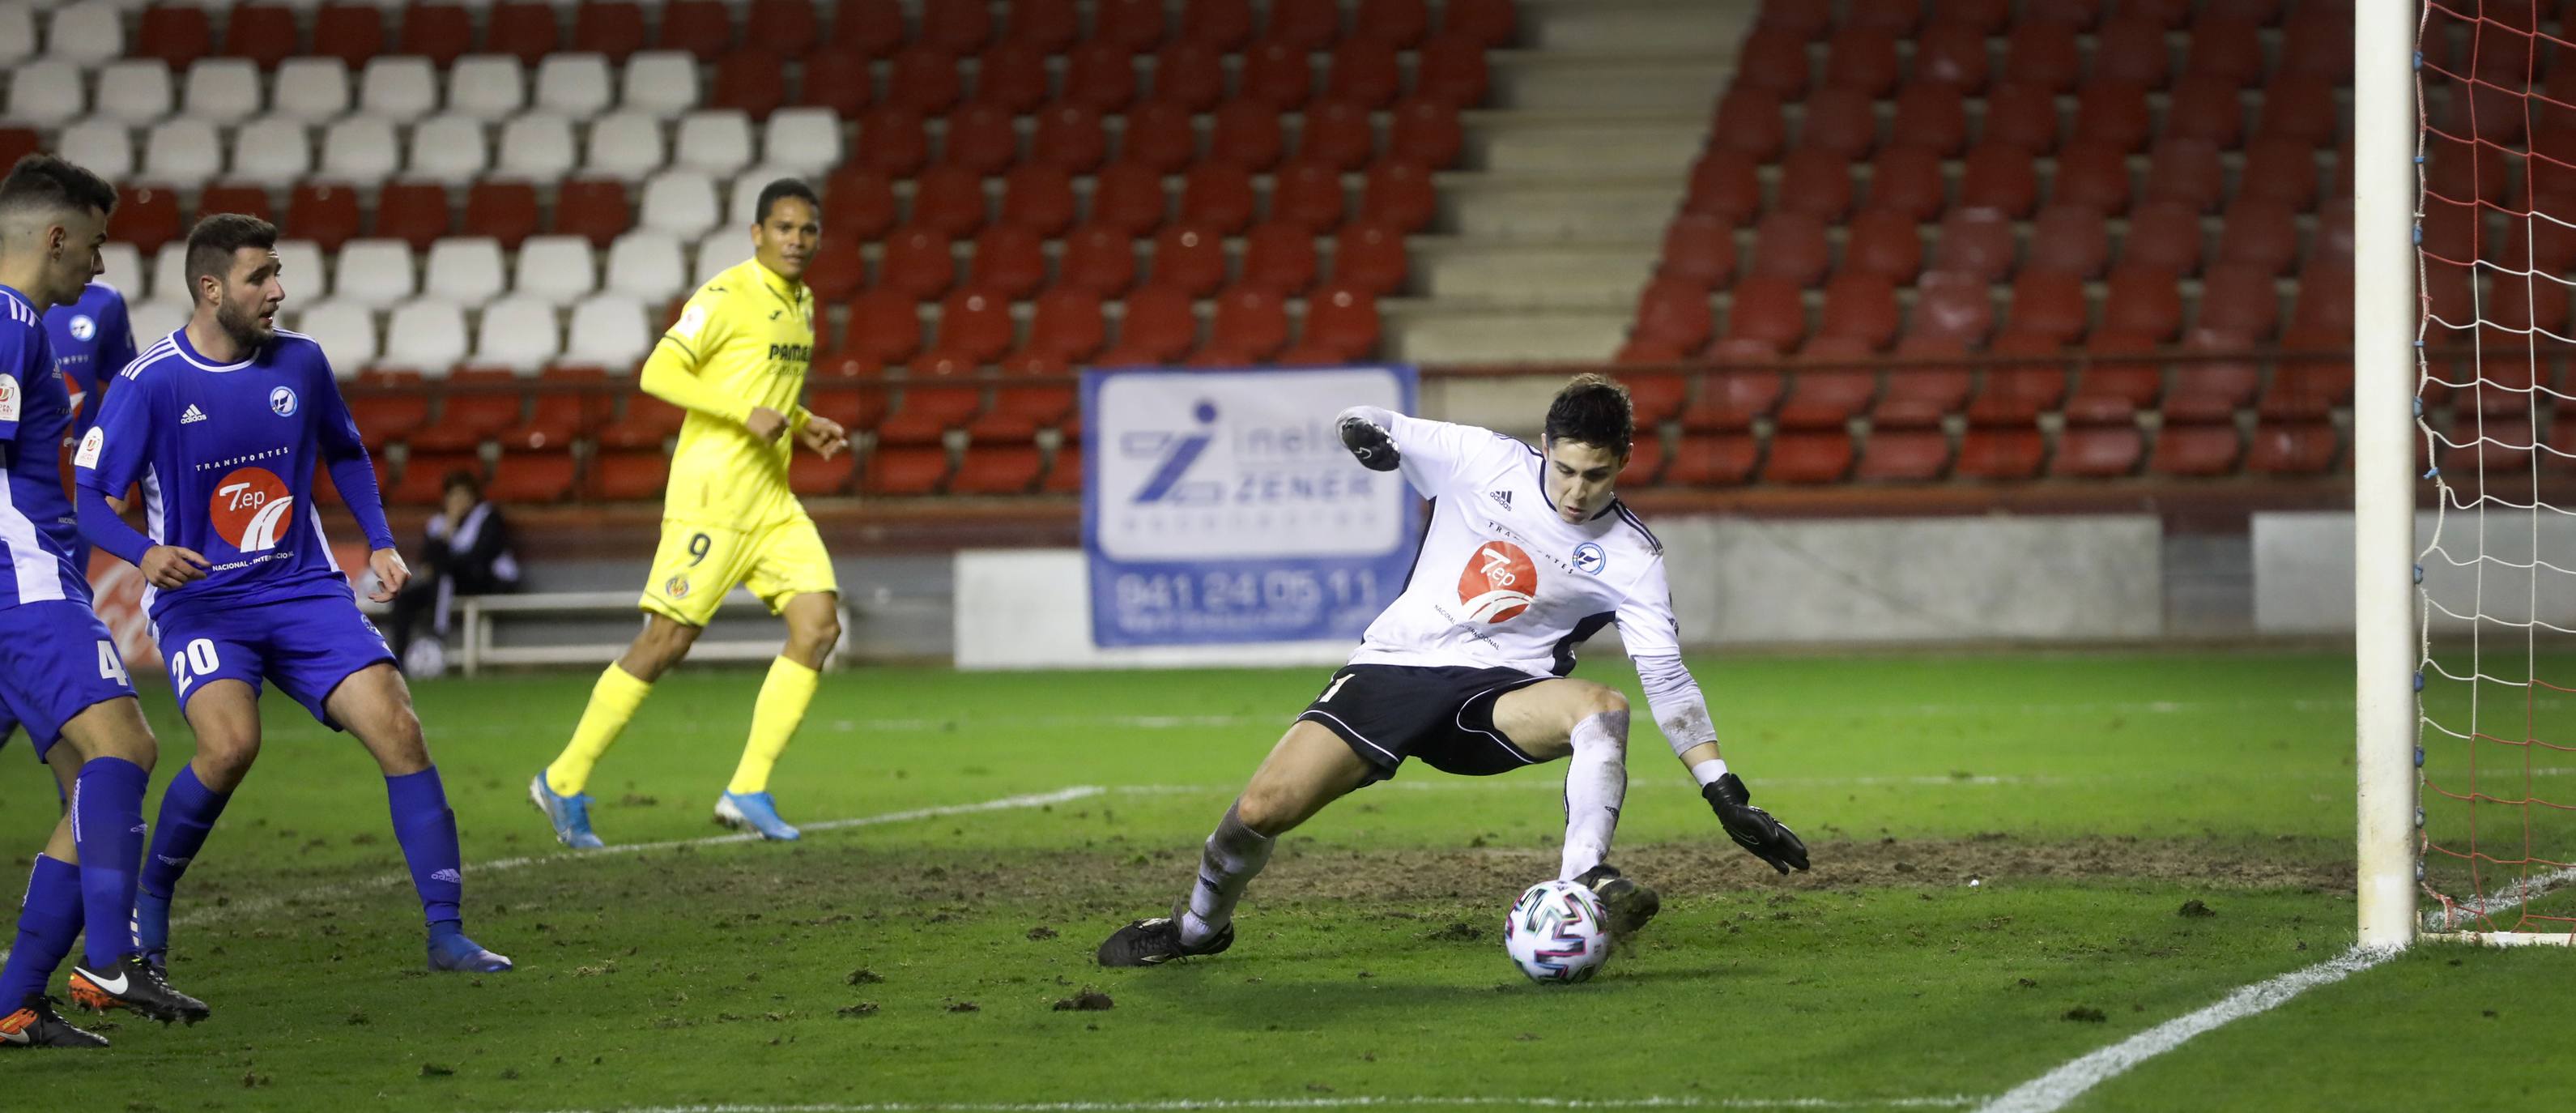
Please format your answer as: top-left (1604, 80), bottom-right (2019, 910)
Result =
top-left (45, 280), bottom-right (135, 434)
top-left (75, 326), bottom-right (366, 617)
top-left (0, 284), bottom-right (90, 609)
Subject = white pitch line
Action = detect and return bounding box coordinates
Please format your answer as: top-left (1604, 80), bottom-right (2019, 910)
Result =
top-left (1973, 945), bottom-right (2401, 1113)
top-left (2423, 864), bottom-right (2576, 931)
top-left (513, 1095), bottom-right (1987, 1113)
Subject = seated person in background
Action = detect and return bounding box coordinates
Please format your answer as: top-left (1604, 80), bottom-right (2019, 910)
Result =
top-left (389, 470), bottom-right (520, 673)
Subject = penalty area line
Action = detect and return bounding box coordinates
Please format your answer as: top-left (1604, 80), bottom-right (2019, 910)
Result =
top-left (511, 1095), bottom-right (1989, 1113)
top-left (1973, 945), bottom-right (2400, 1113)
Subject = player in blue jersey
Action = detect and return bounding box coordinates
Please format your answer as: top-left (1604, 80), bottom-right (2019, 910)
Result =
top-left (75, 213), bottom-right (512, 975)
top-left (0, 155), bottom-right (211, 1049)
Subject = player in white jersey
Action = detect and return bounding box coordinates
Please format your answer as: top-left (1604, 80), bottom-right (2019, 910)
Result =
top-left (1097, 374), bottom-right (1809, 966)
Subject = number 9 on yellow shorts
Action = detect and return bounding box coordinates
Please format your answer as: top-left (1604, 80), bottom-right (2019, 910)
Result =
top-left (640, 515), bottom-right (839, 627)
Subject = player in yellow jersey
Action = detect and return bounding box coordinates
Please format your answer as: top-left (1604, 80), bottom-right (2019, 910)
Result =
top-left (530, 178), bottom-right (849, 846)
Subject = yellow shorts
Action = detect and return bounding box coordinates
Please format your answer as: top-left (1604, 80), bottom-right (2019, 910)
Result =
top-left (640, 515), bottom-right (839, 627)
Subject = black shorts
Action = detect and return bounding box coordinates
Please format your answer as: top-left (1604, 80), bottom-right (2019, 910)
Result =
top-left (1296, 664), bottom-right (1554, 783)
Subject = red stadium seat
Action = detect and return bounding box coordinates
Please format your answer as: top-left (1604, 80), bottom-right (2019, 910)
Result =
top-left (1888, 83), bottom-right (1969, 156)
top-left (1082, 160), bottom-right (1164, 236)
top-left (2101, 265), bottom-right (2183, 339)
top-left (224, 5), bottom-right (300, 69)
top-left (1149, 41), bottom-right (1226, 111)
top-left (1266, 0), bottom-right (1340, 49)
top-left (943, 103), bottom-right (1021, 176)
top-left (412, 371), bottom-right (526, 452)
top-left (1178, 164), bottom-right (1257, 234)
top-left (1724, 276), bottom-right (1808, 349)
top-left (2279, 6), bottom-right (2353, 80)
top-left (2161, 327), bottom-right (2263, 422)
top-left (1207, 100), bottom-right (1285, 171)
top-left (347, 390), bottom-right (432, 450)
top-left (393, 452), bottom-right (481, 505)
top-left (1328, 39), bottom-right (1403, 109)
top-left (878, 360), bottom-right (984, 445)
top-left (1763, 432), bottom-right (1855, 484)
top-left (288, 184), bottom-right (364, 251)
top-left (1842, 208), bottom-right (1923, 283)
top-left (2025, 206), bottom-right (2109, 278)
top-left (841, 288), bottom-right (924, 369)
top-left (1846, 0), bottom-right (1922, 33)
top-left (1966, 332), bottom-right (2069, 424)
top-left (1684, 150), bottom-right (1763, 224)
top-left (1150, 224), bottom-right (1228, 296)
top-left (1004, 0), bottom-right (1077, 51)
top-left (1294, 283), bottom-right (1381, 360)
top-left (2238, 138), bottom-right (2323, 214)
top-left (1107, 285), bottom-right (1200, 365)
top-left (1873, 337), bottom-right (1973, 426)
top-left (2007, 271), bottom-right (2089, 344)
top-left (658, 0), bottom-right (734, 60)
top-left (1360, 160), bottom-right (1436, 232)
top-left (1656, 212), bottom-right (1736, 289)
top-left (488, 2), bottom-right (561, 64)
top-left (1753, 0), bottom-right (1830, 40)
top-left (2216, 198), bottom-right (2301, 276)
top-left (1241, 38), bottom-right (1317, 109)
top-left (1748, 211), bottom-right (1829, 285)
top-left (2050, 422), bottom-right (2144, 478)
top-left (502, 384), bottom-right (607, 451)
top-left (888, 44), bottom-right (964, 115)
top-left (951, 446), bottom-right (1044, 495)
top-left (863, 446), bottom-right (950, 495)
top-left (462, 182), bottom-right (540, 249)
top-left (970, 224), bottom-right (1048, 300)
top-left (930, 285), bottom-right (1017, 365)
top-left (1389, 96), bottom-right (1465, 168)
top-left (2003, 21), bottom-right (2080, 92)
top-left (375, 183), bottom-right (452, 251)
top-left (1907, 272), bottom-right (1995, 345)
top-left (788, 450), bottom-right (857, 497)
top-left (1955, 428), bottom-right (2044, 480)
top-left (803, 237), bottom-right (866, 303)
top-left (1798, 86), bottom-right (1880, 160)
top-left (1928, 208), bottom-right (2016, 284)
top-left (879, 226), bottom-right (957, 300)
top-left (1855, 429), bottom-right (1951, 482)
top-left (312, 5), bottom-right (388, 69)
top-left (1441, 0), bottom-right (1516, 46)
top-left (137, 6), bottom-right (215, 70)
top-left (910, 164), bottom-right (990, 238)
top-left (2050, 141), bottom-right (2133, 215)
top-left (571, 1), bottom-right (646, 61)
top-left (1632, 278), bottom-right (1714, 353)
top-left (2256, 75), bottom-right (2340, 148)
top-left (2088, 17), bottom-right (2170, 89)
top-left (1098, 0), bottom-right (1170, 51)
top-left (1680, 352), bottom-right (1788, 431)
top-left (0, 131), bottom-right (36, 174)
top-left (2148, 423), bottom-right (2243, 477)
top-left (1931, 0), bottom-right (2011, 33)
top-left (1709, 87), bottom-right (1786, 161)
top-left (1061, 223), bottom-right (1140, 295)
top-left (1300, 100), bottom-right (1378, 172)
top-left (2163, 75), bottom-right (2246, 149)
top-left (1860, 147), bottom-right (1948, 222)
top-left (2062, 331), bottom-right (2162, 421)
top-left (1123, 102), bottom-right (1200, 174)
top-left (581, 450), bottom-right (668, 501)
top-left (1819, 274), bottom-right (1900, 349)
top-left (198, 184), bottom-right (274, 224)
top-left (2144, 139), bottom-right (2227, 214)
top-left (1957, 143), bottom-right (2041, 217)
top-left (1779, 342), bottom-right (1876, 429)
top-left (2118, 202), bottom-right (2205, 275)
top-left (1032, 104), bottom-right (1109, 173)
top-left (2243, 422), bottom-right (2338, 475)
top-left (1066, 41), bottom-right (1140, 112)
top-left (1206, 285), bottom-right (1290, 361)
top-left (1732, 29), bottom-right (1812, 97)
top-left (1355, 0), bottom-right (1429, 46)
top-left (109, 188), bottom-right (182, 254)
top-left (971, 41), bottom-right (1050, 113)
top-left (1241, 223), bottom-right (1319, 294)
top-left (1271, 160), bottom-right (1348, 233)
top-left (1332, 221), bottom-right (1407, 296)
top-left (2071, 82), bottom-right (2152, 154)
top-left (1411, 37), bottom-right (1497, 110)
top-left (2186, 14), bottom-right (2266, 87)
top-left (594, 396), bottom-right (686, 450)
top-left (1023, 288), bottom-right (1107, 361)
top-left (747, 0), bottom-right (820, 53)
top-left (2196, 266), bottom-right (2282, 340)
top-left (801, 47), bottom-right (875, 115)
top-left (713, 49), bottom-right (790, 118)
top-left (997, 164), bottom-right (1076, 237)
top-left (846, 107), bottom-right (927, 176)
top-left (1978, 82), bottom-right (2060, 153)
top-left (1666, 433), bottom-right (1758, 487)
top-left (824, 167), bottom-right (896, 240)
top-left (921, 0), bottom-right (994, 53)
top-left (1823, 28), bottom-right (1901, 97)
top-left (1037, 441), bottom-right (1084, 494)
top-left (1910, 23), bottom-right (1991, 90)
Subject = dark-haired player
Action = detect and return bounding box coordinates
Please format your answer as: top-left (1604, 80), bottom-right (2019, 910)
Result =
top-left (1097, 374), bottom-right (1811, 966)
top-left (0, 155), bottom-right (208, 1047)
top-left (75, 212), bottom-right (511, 974)
top-left (533, 177), bottom-right (850, 847)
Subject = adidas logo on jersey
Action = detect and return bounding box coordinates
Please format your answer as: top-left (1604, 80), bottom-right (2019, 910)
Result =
top-left (1489, 490), bottom-right (1512, 509)
top-left (180, 404), bottom-right (208, 424)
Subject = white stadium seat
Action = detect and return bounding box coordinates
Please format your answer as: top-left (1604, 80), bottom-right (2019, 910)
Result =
top-left (142, 118), bottom-right (224, 186)
top-left (6, 58), bottom-right (88, 128)
top-left (759, 108), bottom-right (843, 177)
top-left (581, 110), bottom-right (666, 180)
top-left (564, 293), bottom-right (651, 369)
top-left (128, 299), bottom-right (189, 353)
top-left (378, 300), bottom-right (470, 374)
top-left (445, 55), bottom-right (526, 122)
top-left (357, 57), bottom-right (438, 124)
top-left (332, 238), bottom-right (417, 309)
top-left (510, 234), bottom-right (598, 307)
top-left (319, 116), bottom-right (401, 186)
top-left (44, 1), bottom-right (123, 66)
top-left (406, 114), bottom-right (490, 187)
top-left (55, 121), bottom-right (133, 181)
top-left (267, 58), bottom-right (350, 123)
top-left (184, 59), bottom-right (267, 125)
top-left (619, 51), bottom-right (700, 119)
top-left (423, 237), bottom-right (505, 306)
top-left (533, 53), bottom-right (613, 119)
top-left (724, 165), bottom-right (802, 227)
top-left (0, 5), bottom-right (34, 70)
top-left (274, 239), bottom-right (329, 301)
top-left (291, 300), bottom-right (380, 371)
top-left (97, 243), bottom-right (143, 294)
top-left (494, 113), bottom-right (577, 181)
top-left (225, 116), bottom-right (314, 189)
top-left (472, 296), bottom-right (563, 374)
top-left (674, 110), bottom-right (756, 177)
top-left (692, 229), bottom-right (742, 284)
top-left (94, 60), bottom-right (173, 125)
top-left (637, 169), bottom-right (720, 237)
top-left (148, 241), bottom-right (190, 306)
top-left (602, 231), bottom-right (686, 302)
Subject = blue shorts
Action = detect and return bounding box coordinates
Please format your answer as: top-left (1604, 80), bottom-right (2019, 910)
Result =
top-left (0, 599), bottom-right (140, 760)
top-left (155, 594), bottom-right (395, 731)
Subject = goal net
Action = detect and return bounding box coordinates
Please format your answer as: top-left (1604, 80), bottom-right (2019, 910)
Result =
top-left (2412, 0), bottom-right (2576, 940)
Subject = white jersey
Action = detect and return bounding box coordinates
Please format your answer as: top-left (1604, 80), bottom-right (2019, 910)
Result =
top-left (1347, 409), bottom-right (1679, 678)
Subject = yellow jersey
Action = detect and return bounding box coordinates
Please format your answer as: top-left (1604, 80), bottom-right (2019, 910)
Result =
top-left (645, 257), bottom-right (817, 527)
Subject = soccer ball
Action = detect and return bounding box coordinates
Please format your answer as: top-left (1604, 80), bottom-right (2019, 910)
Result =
top-left (1503, 879), bottom-right (1613, 984)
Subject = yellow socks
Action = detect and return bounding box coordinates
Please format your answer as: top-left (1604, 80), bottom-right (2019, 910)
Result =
top-left (547, 664), bottom-right (654, 796)
top-left (727, 656), bottom-right (819, 795)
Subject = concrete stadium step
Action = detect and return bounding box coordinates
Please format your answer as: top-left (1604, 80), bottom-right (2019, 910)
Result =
top-left (1465, 109), bottom-right (1711, 175)
top-left (1519, 0), bottom-right (1754, 54)
top-left (1381, 299), bottom-right (1631, 365)
top-left (1486, 50), bottom-right (1727, 113)
top-left (1410, 238), bottom-right (1656, 309)
top-left (1440, 172), bottom-right (1687, 242)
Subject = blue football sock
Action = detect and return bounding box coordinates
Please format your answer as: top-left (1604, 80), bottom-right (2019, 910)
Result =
top-left (385, 767), bottom-right (463, 930)
top-left (142, 764), bottom-right (229, 902)
top-left (72, 757), bottom-right (147, 969)
top-left (0, 856), bottom-right (82, 1008)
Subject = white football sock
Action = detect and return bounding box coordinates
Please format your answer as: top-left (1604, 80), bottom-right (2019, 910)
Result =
top-left (1180, 803), bottom-right (1273, 948)
top-left (1688, 757), bottom-right (1731, 788)
top-left (1558, 710), bottom-right (1630, 881)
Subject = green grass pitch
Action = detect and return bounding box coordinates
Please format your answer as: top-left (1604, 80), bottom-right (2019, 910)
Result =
top-left (2, 651), bottom-right (2570, 1111)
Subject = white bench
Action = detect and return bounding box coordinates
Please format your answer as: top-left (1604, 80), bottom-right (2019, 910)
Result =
top-left (453, 590), bottom-right (849, 676)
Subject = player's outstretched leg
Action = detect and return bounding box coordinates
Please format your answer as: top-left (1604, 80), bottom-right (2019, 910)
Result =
top-left (0, 808), bottom-right (105, 1047)
top-left (539, 615), bottom-right (701, 847)
top-left (1098, 720), bottom-right (1369, 967)
top-left (137, 684), bottom-right (262, 966)
top-left (715, 593), bottom-right (837, 842)
top-left (1492, 681), bottom-right (1659, 938)
top-left (53, 701), bottom-right (213, 1026)
top-left (329, 665), bottom-right (513, 973)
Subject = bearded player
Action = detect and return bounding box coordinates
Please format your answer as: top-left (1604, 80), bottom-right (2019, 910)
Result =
top-left (530, 177), bottom-right (849, 847)
top-left (1096, 374), bottom-right (1810, 966)
top-left (75, 212), bottom-right (511, 974)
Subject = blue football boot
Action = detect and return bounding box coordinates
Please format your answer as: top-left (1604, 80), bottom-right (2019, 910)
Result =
top-left (713, 791), bottom-right (800, 841)
top-left (528, 773), bottom-right (605, 850)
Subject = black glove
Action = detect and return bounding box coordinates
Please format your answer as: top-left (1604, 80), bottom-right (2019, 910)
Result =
top-left (1339, 416), bottom-right (1402, 471)
top-left (1704, 773), bottom-right (1809, 875)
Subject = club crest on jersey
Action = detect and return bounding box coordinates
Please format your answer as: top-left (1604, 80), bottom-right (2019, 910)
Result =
top-left (209, 467), bottom-right (295, 553)
top-left (1573, 542), bottom-right (1607, 576)
top-left (665, 575), bottom-right (691, 599)
top-left (269, 386), bottom-right (298, 417)
top-left (1458, 539), bottom-right (1539, 624)
top-left (0, 373), bottom-right (18, 422)
top-left (75, 426), bottom-right (103, 467)
top-left (68, 314), bottom-right (95, 342)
